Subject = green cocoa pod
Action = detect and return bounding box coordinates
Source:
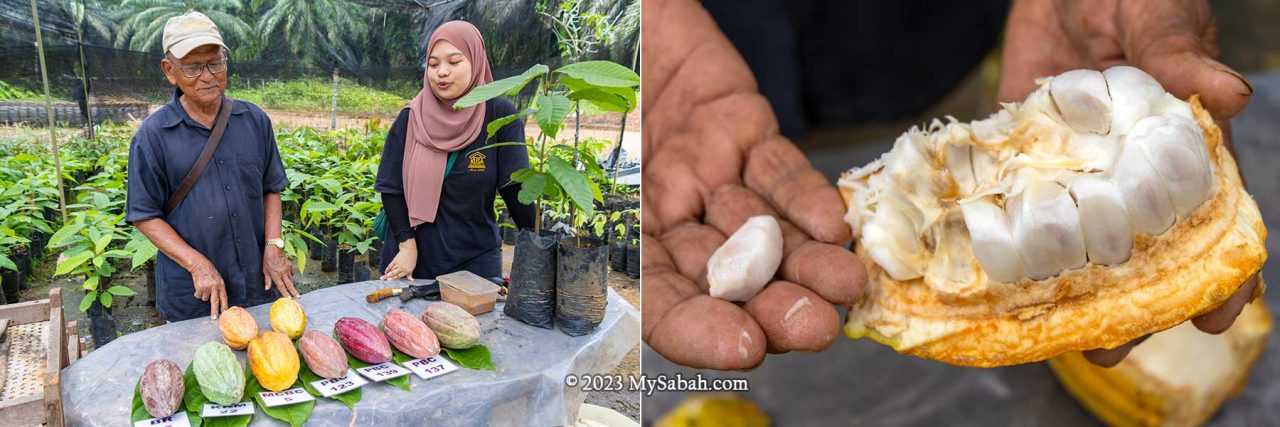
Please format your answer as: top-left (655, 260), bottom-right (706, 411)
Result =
top-left (192, 342), bottom-right (245, 405)
top-left (422, 302), bottom-right (481, 349)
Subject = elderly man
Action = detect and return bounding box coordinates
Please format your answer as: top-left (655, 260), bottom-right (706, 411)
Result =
top-left (126, 12), bottom-right (299, 322)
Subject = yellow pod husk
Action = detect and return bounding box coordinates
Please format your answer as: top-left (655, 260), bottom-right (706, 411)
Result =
top-left (1049, 296), bottom-right (1271, 427)
top-left (269, 297), bottom-right (307, 340)
top-left (247, 331), bottom-right (300, 392)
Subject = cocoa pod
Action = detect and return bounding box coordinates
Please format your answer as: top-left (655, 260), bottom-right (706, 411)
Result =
top-left (381, 309), bottom-right (440, 359)
top-left (192, 342), bottom-right (245, 405)
top-left (218, 306), bottom-right (258, 350)
top-left (298, 330), bottom-right (349, 379)
top-left (248, 331), bottom-right (300, 392)
top-left (269, 298), bottom-right (307, 340)
top-left (139, 359), bottom-right (184, 418)
top-left (334, 317), bottom-right (392, 364)
top-left (422, 302), bottom-right (481, 349)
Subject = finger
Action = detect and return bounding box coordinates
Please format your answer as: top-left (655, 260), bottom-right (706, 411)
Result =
top-left (705, 186), bottom-right (866, 304)
top-left (1121, 0), bottom-right (1251, 119)
top-left (656, 222), bottom-right (726, 292)
top-left (282, 271), bottom-right (300, 298)
top-left (995, 0), bottom-right (1075, 103)
top-left (743, 281), bottom-right (840, 353)
top-left (1192, 274), bottom-right (1259, 334)
top-left (219, 283), bottom-right (228, 314)
top-left (264, 271), bottom-right (275, 291)
top-left (209, 290), bottom-right (220, 320)
top-left (1083, 334), bottom-right (1150, 367)
top-left (743, 135), bottom-right (852, 244)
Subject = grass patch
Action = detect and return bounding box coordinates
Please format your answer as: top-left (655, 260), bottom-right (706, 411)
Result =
top-left (0, 81), bottom-right (68, 102)
top-left (227, 77), bottom-right (410, 116)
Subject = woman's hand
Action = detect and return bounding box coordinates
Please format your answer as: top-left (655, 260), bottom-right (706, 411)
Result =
top-left (380, 239), bottom-right (418, 281)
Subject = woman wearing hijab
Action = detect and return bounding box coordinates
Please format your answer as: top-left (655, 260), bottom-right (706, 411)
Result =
top-left (376, 21), bottom-right (535, 281)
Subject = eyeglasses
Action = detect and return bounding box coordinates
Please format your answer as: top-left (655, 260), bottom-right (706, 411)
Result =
top-left (173, 58), bottom-right (228, 78)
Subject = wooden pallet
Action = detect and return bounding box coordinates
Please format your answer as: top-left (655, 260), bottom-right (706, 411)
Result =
top-left (0, 288), bottom-right (80, 427)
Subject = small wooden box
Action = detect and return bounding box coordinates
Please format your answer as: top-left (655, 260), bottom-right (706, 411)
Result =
top-left (436, 271), bottom-right (501, 315)
top-left (0, 288), bottom-right (80, 427)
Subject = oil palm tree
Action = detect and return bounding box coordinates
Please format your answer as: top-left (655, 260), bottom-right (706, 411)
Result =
top-left (256, 0), bottom-right (371, 67)
top-left (111, 0), bottom-right (251, 53)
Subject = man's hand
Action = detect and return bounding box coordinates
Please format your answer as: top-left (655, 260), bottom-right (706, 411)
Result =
top-left (642, 0), bottom-right (867, 371)
top-left (264, 244), bottom-right (300, 298)
top-left (191, 259), bottom-right (228, 320)
top-left (380, 239), bottom-right (417, 281)
top-left (998, 0), bottom-right (1257, 366)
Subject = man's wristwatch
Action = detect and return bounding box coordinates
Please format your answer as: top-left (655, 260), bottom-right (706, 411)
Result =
top-left (266, 238), bottom-right (285, 249)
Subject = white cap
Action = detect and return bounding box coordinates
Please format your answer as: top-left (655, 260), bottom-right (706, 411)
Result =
top-left (162, 12), bottom-right (227, 58)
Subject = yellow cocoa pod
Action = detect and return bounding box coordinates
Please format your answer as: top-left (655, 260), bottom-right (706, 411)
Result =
top-left (269, 297), bottom-right (306, 340)
top-left (247, 331), bottom-right (300, 392)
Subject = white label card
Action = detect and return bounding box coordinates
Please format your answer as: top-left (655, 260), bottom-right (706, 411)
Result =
top-left (201, 401), bottom-right (254, 418)
top-left (404, 356), bottom-right (459, 380)
top-left (132, 411), bottom-right (192, 427)
top-left (355, 361), bottom-right (412, 381)
top-left (310, 369), bottom-right (369, 397)
top-left (257, 387), bottom-right (315, 407)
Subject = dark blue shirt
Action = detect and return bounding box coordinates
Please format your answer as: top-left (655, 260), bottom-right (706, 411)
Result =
top-left (126, 88), bottom-right (288, 321)
top-left (376, 98), bottom-right (534, 279)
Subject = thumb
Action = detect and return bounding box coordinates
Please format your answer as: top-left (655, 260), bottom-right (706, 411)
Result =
top-left (1122, 0), bottom-right (1251, 119)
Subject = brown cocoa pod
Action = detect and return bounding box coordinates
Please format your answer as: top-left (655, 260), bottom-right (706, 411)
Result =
top-left (139, 359), bottom-right (184, 418)
top-left (298, 330), bottom-right (349, 379)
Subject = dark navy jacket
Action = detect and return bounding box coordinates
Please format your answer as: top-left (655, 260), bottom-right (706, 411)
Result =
top-left (126, 88), bottom-right (288, 321)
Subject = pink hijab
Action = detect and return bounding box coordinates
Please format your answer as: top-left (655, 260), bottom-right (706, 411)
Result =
top-left (403, 21), bottom-right (494, 226)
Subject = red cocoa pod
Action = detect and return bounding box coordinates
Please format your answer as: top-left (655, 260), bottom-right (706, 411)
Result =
top-left (298, 330), bottom-right (349, 379)
top-left (139, 359), bottom-right (184, 418)
top-left (381, 309), bottom-right (441, 359)
top-left (334, 317), bottom-right (392, 364)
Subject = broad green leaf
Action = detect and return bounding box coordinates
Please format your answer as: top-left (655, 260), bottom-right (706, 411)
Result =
top-left (534, 93), bottom-right (572, 139)
top-left (56, 251), bottom-right (94, 275)
top-left (518, 173), bottom-right (547, 205)
top-left (107, 285), bottom-right (137, 296)
top-left (246, 365), bottom-right (313, 427)
top-left (94, 234), bottom-right (112, 253)
top-left (547, 157), bottom-right (594, 215)
top-left (485, 108), bottom-right (534, 141)
top-left (561, 77), bottom-right (637, 113)
top-left (83, 275), bottom-right (99, 291)
top-left (554, 61), bottom-right (640, 88)
top-left (92, 254), bottom-right (106, 269)
top-left (303, 201), bottom-right (339, 213)
top-left (454, 64), bottom-right (549, 109)
top-left (101, 291), bottom-right (113, 308)
top-left (79, 291), bottom-right (95, 312)
top-left (48, 221), bottom-right (85, 248)
top-left (567, 88), bottom-right (632, 113)
top-left (0, 254), bottom-right (14, 272)
top-left (441, 345), bottom-right (496, 370)
top-left (510, 168), bottom-right (535, 183)
top-left (132, 244), bottom-right (158, 270)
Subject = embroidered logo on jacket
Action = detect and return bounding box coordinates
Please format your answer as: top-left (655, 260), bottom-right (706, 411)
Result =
top-left (468, 152), bottom-right (486, 172)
